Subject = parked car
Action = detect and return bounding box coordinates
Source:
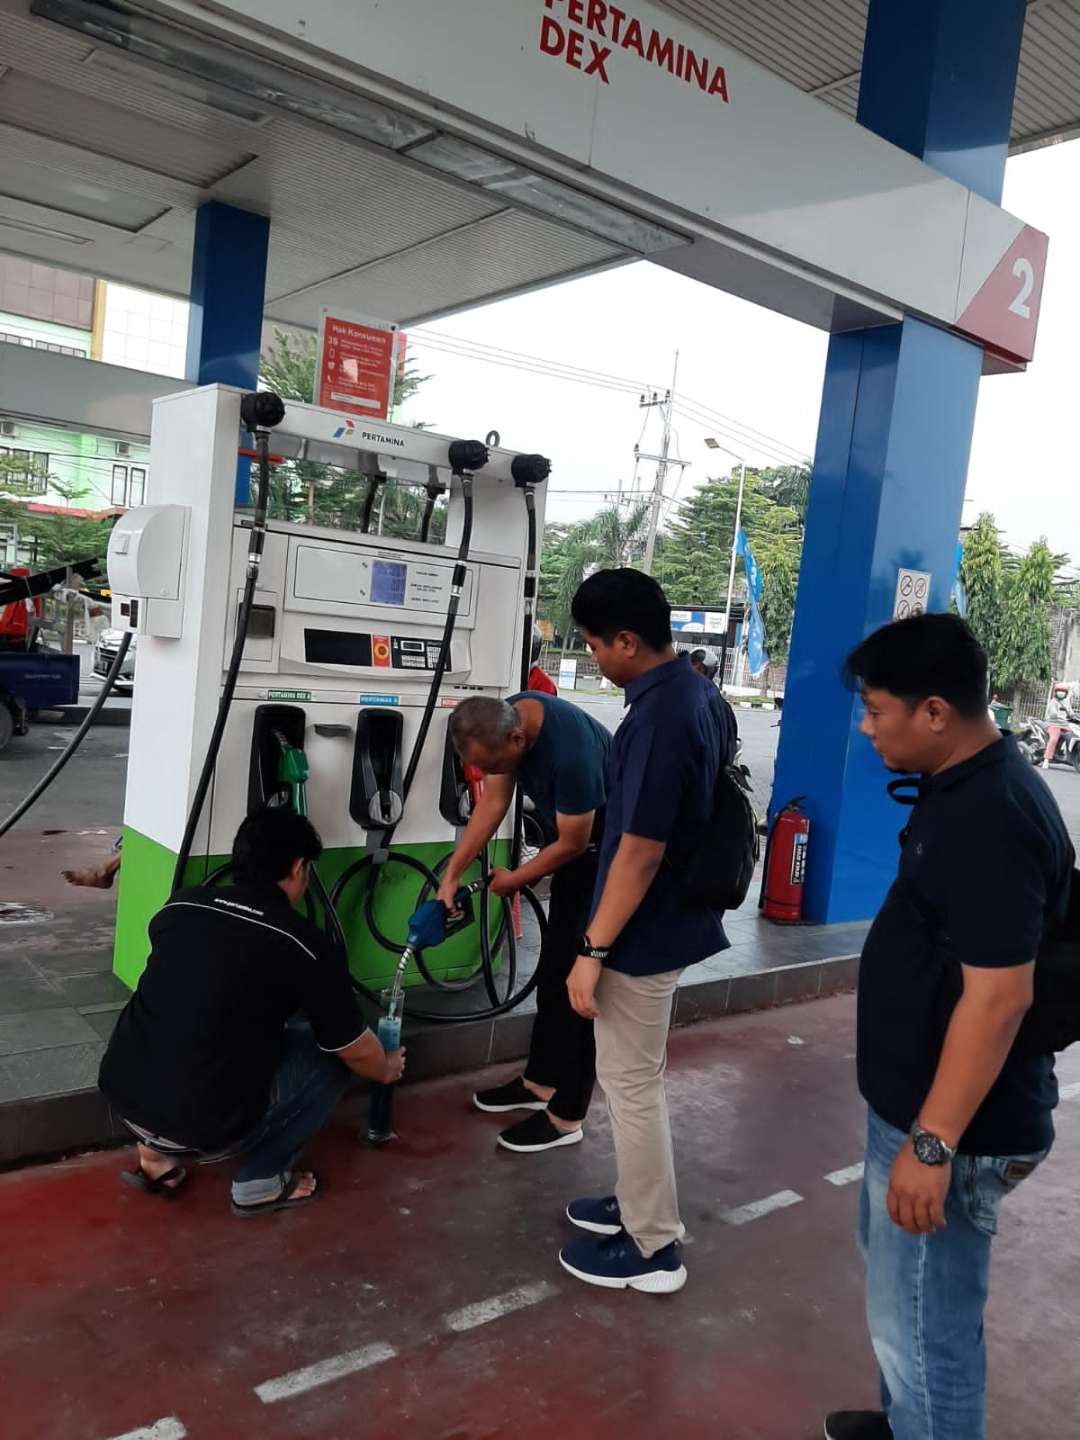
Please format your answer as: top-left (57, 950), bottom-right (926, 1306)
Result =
top-left (93, 627), bottom-right (136, 692)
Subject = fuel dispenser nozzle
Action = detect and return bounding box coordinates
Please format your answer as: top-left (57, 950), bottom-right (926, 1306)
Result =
top-left (366, 880), bottom-right (487, 1145)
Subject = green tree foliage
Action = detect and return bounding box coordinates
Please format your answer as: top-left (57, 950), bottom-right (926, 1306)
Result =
top-left (959, 512), bottom-right (1004, 665)
top-left (0, 459), bottom-right (112, 571)
top-left (657, 467), bottom-right (803, 660)
top-left (538, 502), bottom-right (650, 645)
top-left (258, 328), bottom-right (437, 539)
top-left (996, 537), bottom-right (1056, 693)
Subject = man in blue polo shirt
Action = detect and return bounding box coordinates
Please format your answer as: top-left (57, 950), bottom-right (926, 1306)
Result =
top-left (558, 568), bottom-right (737, 1293)
top-left (826, 615), bottom-right (1072, 1440)
top-left (438, 690), bottom-right (610, 1154)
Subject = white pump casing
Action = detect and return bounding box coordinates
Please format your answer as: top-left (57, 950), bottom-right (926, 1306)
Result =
top-left (121, 384), bottom-right (547, 861)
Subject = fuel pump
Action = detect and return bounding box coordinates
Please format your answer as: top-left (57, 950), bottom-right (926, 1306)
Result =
top-left (107, 384), bottom-right (551, 1022)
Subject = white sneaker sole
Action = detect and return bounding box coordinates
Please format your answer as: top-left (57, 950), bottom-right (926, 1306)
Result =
top-left (497, 1127), bottom-right (584, 1153)
top-left (558, 1251), bottom-right (688, 1293)
top-left (565, 1205), bottom-right (621, 1236)
top-left (473, 1094), bottom-right (547, 1114)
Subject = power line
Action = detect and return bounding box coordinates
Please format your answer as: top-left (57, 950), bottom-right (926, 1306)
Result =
top-left (413, 328), bottom-right (810, 464)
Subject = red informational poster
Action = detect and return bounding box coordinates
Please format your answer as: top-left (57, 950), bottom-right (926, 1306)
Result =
top-left (316, 311), bottom-right (400, 420)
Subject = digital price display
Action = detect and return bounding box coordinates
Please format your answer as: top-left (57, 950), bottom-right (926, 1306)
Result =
top-left (370, 558), bottom-right (407, 607)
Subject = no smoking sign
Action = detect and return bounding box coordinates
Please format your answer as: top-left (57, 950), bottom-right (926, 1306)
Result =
top-left (893, 567), bottom-right (931, 621)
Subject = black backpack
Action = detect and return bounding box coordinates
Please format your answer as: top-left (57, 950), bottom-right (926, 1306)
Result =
top-left (1016, 867), bottom-right (1080, 1055)
top-left (667, 762), bottom-right (760, 911)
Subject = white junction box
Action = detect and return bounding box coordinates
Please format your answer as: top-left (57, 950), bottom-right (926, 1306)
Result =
top-left (107, 502), bottom-right (190, 639)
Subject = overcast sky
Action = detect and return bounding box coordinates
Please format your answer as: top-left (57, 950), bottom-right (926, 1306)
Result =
top-left (398, 138), bottom-right (1080, 564)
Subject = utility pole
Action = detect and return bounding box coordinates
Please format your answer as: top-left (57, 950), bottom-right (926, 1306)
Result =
top-left (636, 352), bottom-right (689, 575)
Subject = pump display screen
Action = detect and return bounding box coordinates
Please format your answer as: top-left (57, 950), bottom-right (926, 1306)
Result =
top-left (370, 559), bottom-right (408, 607)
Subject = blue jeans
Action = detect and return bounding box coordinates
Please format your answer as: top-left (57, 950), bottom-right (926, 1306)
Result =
top-left (861, 1109), bottom-right (1048, 1440)
top-left (229, 1024), bottom-right (348, 1204)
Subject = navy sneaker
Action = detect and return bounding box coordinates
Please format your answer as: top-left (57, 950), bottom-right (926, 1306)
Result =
top-left (566, 1195), bottom-right (622, 1235)
top-left (559, 1231), bottom-right (687, 1293)
top-left (824, 1414), bottom-right (891, 1440)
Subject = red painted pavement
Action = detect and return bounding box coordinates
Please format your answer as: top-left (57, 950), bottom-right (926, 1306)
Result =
top-left (1, 995), bottom-right (1077, 1440)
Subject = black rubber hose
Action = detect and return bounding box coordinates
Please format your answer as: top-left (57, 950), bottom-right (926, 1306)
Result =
top-left (171, 428), bottom-right (273, 893)
top-left (212, 842), bottom-right (544, 1023)
top-left (419, 496), bottom-right (436, 544)
top-left (397, 475), bottom-right (474, 820)
top-left (0, 630), bottom-right (133, 840)
top-left (359, 474), bottom-right (381, 534)
top-left (357, 881), bottom-right (543, 1024)
top-left (511, 484), bottom-right (539, 871)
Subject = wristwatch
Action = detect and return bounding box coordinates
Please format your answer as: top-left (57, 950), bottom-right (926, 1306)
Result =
top-left (910, 1121), bottom-right (956, 1167)
top-left (579, 934), bottom-right (611, 961)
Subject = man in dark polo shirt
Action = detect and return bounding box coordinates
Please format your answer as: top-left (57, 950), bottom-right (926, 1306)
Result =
top-left (100, 810), bottom-right (403, 1216)
top-left (437, 690), bottom-right (610, 1153)
top-left (826, 615), bottom-right (1072, 1440)
top-left (558, 568), bottom-right (737, 1293)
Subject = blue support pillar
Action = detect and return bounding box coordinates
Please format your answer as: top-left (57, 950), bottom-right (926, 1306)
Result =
top-left (771, 0), bottom-right (1026, 924)
top-left (185, 201), bottom-right (270, 504)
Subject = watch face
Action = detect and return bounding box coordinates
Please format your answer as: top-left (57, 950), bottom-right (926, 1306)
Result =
top-left (913, 1131), bottom-right (948, 1166)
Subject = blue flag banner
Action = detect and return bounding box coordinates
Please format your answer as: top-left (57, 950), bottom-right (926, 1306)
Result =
top-left (737, 528), bottom-right (769, 677)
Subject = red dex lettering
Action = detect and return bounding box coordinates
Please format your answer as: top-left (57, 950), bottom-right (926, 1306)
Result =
top-left (541, 0), bottom-right (729, 101)
top-left (541, 15), bottom-right (612, 82)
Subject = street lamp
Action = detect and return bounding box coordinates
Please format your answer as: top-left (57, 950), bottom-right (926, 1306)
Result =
top-left (705, 438), bottom-right (747, 687)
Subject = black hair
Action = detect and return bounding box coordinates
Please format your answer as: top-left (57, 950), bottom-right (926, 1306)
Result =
top-left (232, 809), bottom-right (323, 886)
top-left (844, 613), bottom-right (989, 721)
top-left (449, 696), bottom-right (520, 753)
top-left (571, 568), bottom-right (672, 651)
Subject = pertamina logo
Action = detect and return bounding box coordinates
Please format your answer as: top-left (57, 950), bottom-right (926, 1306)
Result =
top-left (539, 0), bottom-right (729, 101)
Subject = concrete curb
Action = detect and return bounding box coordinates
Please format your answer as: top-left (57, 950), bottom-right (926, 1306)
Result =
top-left (0, 950), bottom-right (860, 1170)
top-left (44, 705), bottom-right (132, 728)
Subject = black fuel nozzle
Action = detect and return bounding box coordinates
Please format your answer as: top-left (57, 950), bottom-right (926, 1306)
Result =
top-left (240, 390), bottom-right (286, 432)
top-left (511, 454), bottom-right (551, 488)
top-left (448, 439), bottom-right (489, 475)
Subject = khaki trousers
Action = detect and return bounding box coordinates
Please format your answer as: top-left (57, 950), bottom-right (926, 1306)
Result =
top-left (594, 965), bottom-right (685, 1257)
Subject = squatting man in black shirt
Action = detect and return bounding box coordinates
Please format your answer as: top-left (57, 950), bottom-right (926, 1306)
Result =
top-left (99, 810), bottom-right (404, 1216)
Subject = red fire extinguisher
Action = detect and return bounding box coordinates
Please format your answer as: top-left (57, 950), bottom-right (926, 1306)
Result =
top-left (761, 798), bottom-right (810, 924)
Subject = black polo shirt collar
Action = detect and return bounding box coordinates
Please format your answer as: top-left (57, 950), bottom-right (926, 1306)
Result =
top-left (922, 733), bottom-right (1014, 794)
top-left (623, 653), bottom-right (687, 705)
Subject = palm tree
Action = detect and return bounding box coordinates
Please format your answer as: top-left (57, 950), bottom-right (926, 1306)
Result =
top-left (547, 501), bottom-right (651, 650)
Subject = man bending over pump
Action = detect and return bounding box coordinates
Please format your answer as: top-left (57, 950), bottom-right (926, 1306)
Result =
top-left (438, 690), bottom-right (610, 1154)
top-left (99, 810), bottom-right (403, 1216)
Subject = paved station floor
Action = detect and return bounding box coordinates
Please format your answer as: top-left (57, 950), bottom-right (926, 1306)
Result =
top-left (2, 994), bottom-right (1077, 1440)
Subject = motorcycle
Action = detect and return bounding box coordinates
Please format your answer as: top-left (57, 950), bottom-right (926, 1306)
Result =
top-left (1016, 715), bottom-right (1080, 772)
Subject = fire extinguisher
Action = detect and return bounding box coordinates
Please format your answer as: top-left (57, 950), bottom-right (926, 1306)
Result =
top-left (761, 797), bottom-right (810, 924)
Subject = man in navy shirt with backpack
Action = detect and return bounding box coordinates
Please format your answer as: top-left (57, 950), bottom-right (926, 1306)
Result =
top-left (827, 615), bottom-right (1073, 1440)
top-left (558, 569), bottom-right (737, 1294)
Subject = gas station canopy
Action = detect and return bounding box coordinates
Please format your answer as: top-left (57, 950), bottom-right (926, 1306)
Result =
top-left (660, 0), bottom-right (1080, 154)
top-left (1, 0), bottom-right (1078, 342)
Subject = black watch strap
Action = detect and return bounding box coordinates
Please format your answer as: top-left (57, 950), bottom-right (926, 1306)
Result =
top-left (580, 934), bottom-right (611, 961)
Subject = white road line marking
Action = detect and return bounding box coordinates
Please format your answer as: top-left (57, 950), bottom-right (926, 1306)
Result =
top-left (1060, 1081), bottom-right (1080, 1101)
top-left (444, 1281), bottom-right (557, 1333)
top-left (106, 1421), bottom-right (187, 1440)
top-left (254, 1342), bottom-right (397, 1404)
top-left (825, 1163), bottom-right (865, 1187)
top-left (719, 1190), bottom-right (804, 1226)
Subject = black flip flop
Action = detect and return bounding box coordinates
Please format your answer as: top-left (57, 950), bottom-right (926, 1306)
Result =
top-left (230, 1171), bottom-right (320, 1219)
top-left (120, 1163), bottom-right (188, 1197)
